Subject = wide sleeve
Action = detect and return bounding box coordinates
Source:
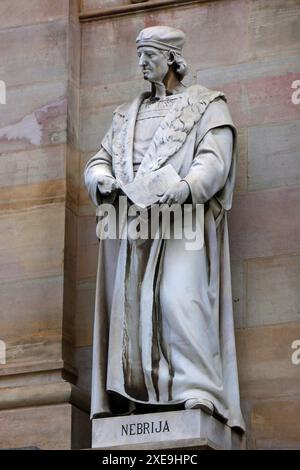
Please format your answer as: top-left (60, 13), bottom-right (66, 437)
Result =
top-left (183, 125), bottom-right (234, 205)
top-left (84, 125), bottom-right (115, 206)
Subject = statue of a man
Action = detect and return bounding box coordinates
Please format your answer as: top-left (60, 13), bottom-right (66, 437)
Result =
top-left (85, 26), bottom-right (245, 431)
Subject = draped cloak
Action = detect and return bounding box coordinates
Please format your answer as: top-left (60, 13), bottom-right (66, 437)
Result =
top-left (84, 84), bottom-right (246, 431)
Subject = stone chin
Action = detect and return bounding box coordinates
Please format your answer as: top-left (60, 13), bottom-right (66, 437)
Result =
top-left (142, 70), bottom-right (152, 81)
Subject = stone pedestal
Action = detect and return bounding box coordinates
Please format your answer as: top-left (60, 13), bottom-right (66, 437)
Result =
top-left (0, 362), bottom-right (92, 449)
top-left (92, 409), bottom-right (245, 450)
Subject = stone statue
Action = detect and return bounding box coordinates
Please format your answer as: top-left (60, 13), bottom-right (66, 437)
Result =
top-left (84, 26), bottom-right (245, 431)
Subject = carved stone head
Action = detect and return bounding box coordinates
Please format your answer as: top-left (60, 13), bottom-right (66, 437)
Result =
top-left (136, 26), bottom-right (188, 83)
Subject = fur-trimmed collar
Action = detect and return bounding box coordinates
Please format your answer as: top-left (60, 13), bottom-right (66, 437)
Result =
top-left (111, 85), bottom-right (225, 184)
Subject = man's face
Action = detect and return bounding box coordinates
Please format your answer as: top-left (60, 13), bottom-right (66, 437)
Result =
top-left (137, 47), bottom-right (169, 83)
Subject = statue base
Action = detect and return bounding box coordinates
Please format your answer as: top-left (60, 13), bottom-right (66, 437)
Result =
top-left (92, 409), bottom-right (245, 450)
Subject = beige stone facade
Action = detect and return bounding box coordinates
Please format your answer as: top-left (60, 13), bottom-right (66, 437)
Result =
top-left (0, 0), bottom-right (299, 449)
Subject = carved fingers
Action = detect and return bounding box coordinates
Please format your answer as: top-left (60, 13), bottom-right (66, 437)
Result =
top-left (97, 176), bottom-right (119, 196)
top-left (159, 180), bottom-right (190, 205)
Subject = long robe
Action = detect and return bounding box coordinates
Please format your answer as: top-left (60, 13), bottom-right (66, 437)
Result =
top-left (85, 84), bottom-right (245, 431)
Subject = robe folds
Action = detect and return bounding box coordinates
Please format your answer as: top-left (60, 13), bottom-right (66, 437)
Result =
top-left (85, 84), bottom-right (246, 431)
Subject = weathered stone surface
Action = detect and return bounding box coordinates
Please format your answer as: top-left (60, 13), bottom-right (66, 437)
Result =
top-left (0, 403), bottom-right (91, 450)
top-left (0, 382), bottom-right (73, 411)
top-left (197, 56), bottom-right (300, 128)
top-left (229, 187), bottom-right (300, 260)
top-left (197, 55), bottom-right (300, 87)
top-left (82, 0), bottom-right (126, 11)
top-left (236, 322), bottom-right (300, 400)
top-left (0, 145), bottom-right (65, 189)
top-left (77, 241), bottom-right (98, 282)
top-left (78, 214), bottom-right (98, 247)
top-left (3, 337), bottom-right (62, 370)
top-left (249, 0), bottom-right (300, 59)
top-left (231, 259), bottom-right (247, 329)
top-left (80, 103), bottom-right (116, 152)
top-left (0, 83), bottom-right (67, 153)
top-left (0, 0), bottom-right (69, 28)
top-left (0, 81), bottom-right (67, 128)
top-left (69, 6), bottom-right (81, 86)
top-left (81, 79), bottom-right (147, 111)
top-left (74, 346), bottom-right (92, 393)
top-left (248, 121), bottom-right (300, 191)
top-left (64, 208), bottom-right (78, 280)
top-left (75, 281), bottom-right (95, 347)
top-left (0, 145), bottom-right (65, 211)
top-left (248, 398), bottom-right (300, 449)
top-left (66, 145), bottom-right (81, 212)
top-left (77, 215), bottom-right (98, 281)
top-left (0, 204), bottom-right (65, 282)
top-left (0, 276), bottom-right (63, 340)
top-left (93, 409), bottom-right (245, 450)
top-left (68, 84), bottom-right (80, 148)
top-left (0, 21), bottom-right (67, 87)
top-left (0, 180), bottom-right (65, 212)
top-left (247, 255), bottom-right (300, 327)
top-left (236, 128), bottom-right (248, 193)
top-left (79, 186), bottom-right (95, 215)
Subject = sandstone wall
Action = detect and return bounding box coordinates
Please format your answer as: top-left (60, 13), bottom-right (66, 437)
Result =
top-left (0, 0), bottom-right (90, 449)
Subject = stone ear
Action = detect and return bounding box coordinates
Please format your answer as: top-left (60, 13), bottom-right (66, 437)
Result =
top-left (167, 51), bottom-right (175, 65)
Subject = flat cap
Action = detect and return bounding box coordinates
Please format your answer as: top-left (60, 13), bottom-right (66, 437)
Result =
top-left (136, 26), bottom-right (185, 53)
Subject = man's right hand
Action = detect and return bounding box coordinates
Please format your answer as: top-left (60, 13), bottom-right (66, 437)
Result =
top-left (97, 176), bottom-right (119, 196)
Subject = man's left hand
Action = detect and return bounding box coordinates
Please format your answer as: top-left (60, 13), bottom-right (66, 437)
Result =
top-left (159, 180), bottom-right (190, 205)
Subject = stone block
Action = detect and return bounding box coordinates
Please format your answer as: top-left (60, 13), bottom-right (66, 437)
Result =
top-left (64, 208), bottom-right (79, 280)
top-left (247, 254), bottom-right (300, 327)
top-left (236, 128), bottom-right (248, 193)
top-left (0, 180), bottom-right (65, 212)
top-left (197, 55), bottom-right (300, 88)
top-left (231, 259), bottom-right (247, 329)
top-left (74, 346), bottom-right (92, 394)
top-left (0, 145), bottom-right (65, 189)
top-left (66, 146), bottom-right (81, 213)
top-left (81, 0), bottom-right (126, 12)
top-left (0, 403), bottom-right (91, 449)
top-left (0, 21), bottom-right (67, 86)
top-left (248, 398), bottom-right (300, 449)
top-left (80, 104), bottom-right (116, 152)
top-left (80, 79), bottom-right (145, 111)
top-left (0, 204), bottom-right (65, 283)
top-left (74, 281), bottom-right (95, 347)
top-left (229, 187), bottom-right (300, 259)
top-left (236, 323), bottom-right (300, 400)
top-left (77, 215), bottom-right (98, 281)
top-left (0, 145), bottom-right (65, 211)
top-left (77, 243), bottom-right (98, 281)
top-left (248, 121), bottom-right (300, 191)
top-left (0, 82), bottom-right (67, 153)
top-left (0, 0), bottom-right (69, 29)
top-left (68, 15), bottom-right (81, 86)
top-left (3, 336), bottom-right (62, 368)
top-left (0, 80), bottom-right (67, 128)
top-left (197, 56), bottom-right (300, 128)
top-left (249, 0), bottom-right (300, 59)
top-left (0, 275), bottom-right (63, 341)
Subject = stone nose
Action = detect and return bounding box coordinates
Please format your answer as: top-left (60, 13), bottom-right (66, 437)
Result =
top-left (138, 54), bottom-right (147, 67)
